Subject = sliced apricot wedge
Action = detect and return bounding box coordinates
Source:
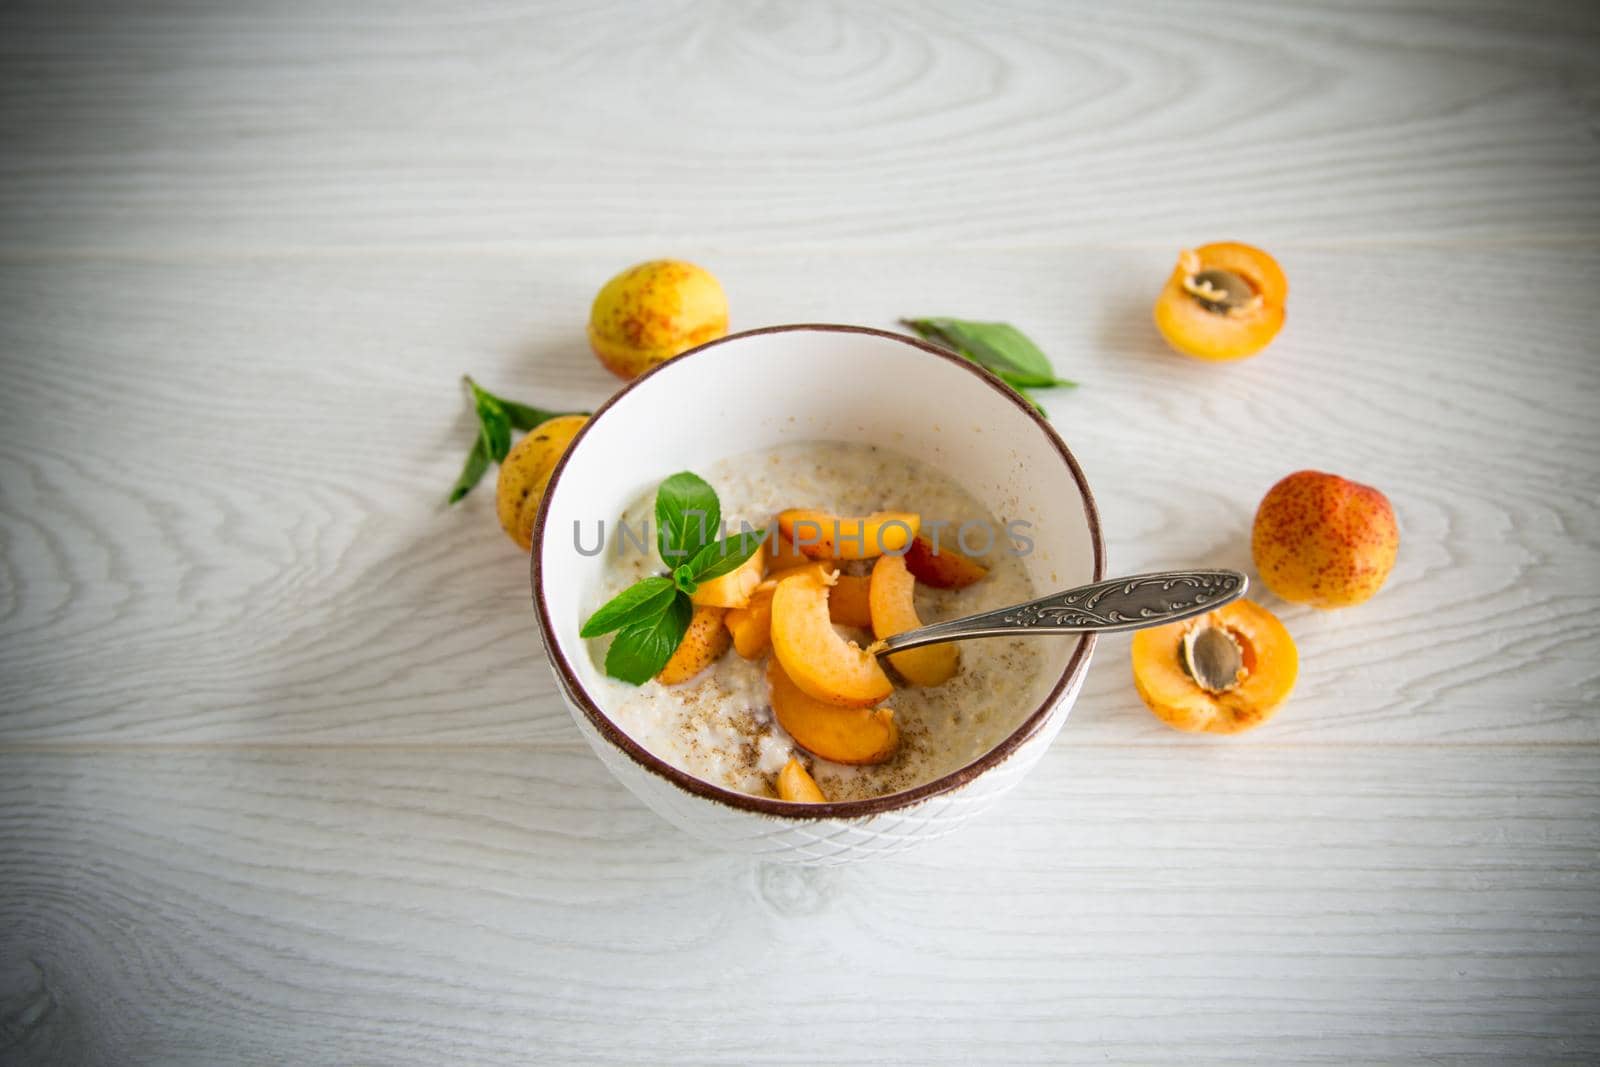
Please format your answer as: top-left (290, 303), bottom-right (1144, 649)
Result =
top-left (767, 658), bottom-right (898, 766)
top-left (724, 561), bottom-right (833, 660)
top-left (1153, 241), bottom-right (1287, 361)
top-left (904, 536), bottom-right (989, 589)
top-left (1129, 599), bottom-right (1297, 733)
top-left (656, 605), bottom-right (731, 685)
top-left (724, 589), bottom-right (774, 659)
top-left (776, 756), bottom-right (826, 803)
top-left (777, 509), bottom-right (920, 560)
top-left (868, 554), bottom-right (959, 686)
top-left (690, 549), bottom-right (765, 609)
top-left (828, 574), bottom-right (874, 628)
top-left (765, 533), bottom-right (814, 571)
top-left (770, 567), bottom-right (893, 708)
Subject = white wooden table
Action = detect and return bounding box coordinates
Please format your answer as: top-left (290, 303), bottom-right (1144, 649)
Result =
top-left (3, 2), bottom-right (1598, 1063)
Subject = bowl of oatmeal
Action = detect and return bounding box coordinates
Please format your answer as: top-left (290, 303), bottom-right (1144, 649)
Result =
top-left (531, 325), bottom-right (1103, 864)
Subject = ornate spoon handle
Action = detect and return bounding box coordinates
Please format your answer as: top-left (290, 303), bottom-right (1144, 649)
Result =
top-left (876, 569), bottom-right (1248, 656)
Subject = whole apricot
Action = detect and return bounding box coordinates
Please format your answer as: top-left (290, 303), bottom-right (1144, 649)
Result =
top-left (1153, 242), bottom-right (1286, 361)
top-left (1252, 471), bottom-right (1398, 608)
top-left (1131, 599), bottom-right (1297, 734)
top-left (587, 260), bottom-right (729, 380)
top-left (495, 415), bottom-right (588, 551)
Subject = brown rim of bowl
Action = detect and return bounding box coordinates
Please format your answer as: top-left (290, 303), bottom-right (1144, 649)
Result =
top-left (529, 323), bottom-right (1105, 820)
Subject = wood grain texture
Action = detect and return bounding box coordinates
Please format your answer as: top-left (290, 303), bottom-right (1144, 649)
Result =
top-left (1, 1), bottom-right (1598, 1061)
top-left (1, 247), bottom-right (1595, 744)
top-left (1, 746), bottom-right (1596, 1065)
top-left (0, 0), bottom-right (1598, 253)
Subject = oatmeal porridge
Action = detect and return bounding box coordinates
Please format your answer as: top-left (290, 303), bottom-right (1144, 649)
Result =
top-left (584, 441), bottom-right (1043, 802)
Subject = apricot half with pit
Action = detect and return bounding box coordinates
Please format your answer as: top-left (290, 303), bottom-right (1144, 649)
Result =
top-left (869, 554), bottom-right (960, 687)
top-left (1153, 242), bottom-right (1286, 361)
top-left (1130, 599), bottom-right (1296, 734)
top-left (777, 509), bottom-right (920, 560)
top-left (587, 260), bottom-right (729, 380)
top-left (770, 567), bottom-right (893, 708)
top-left (768, 659), bottom-right (899, 766)
top-left (1252, 470), bottom-right (1399, 609)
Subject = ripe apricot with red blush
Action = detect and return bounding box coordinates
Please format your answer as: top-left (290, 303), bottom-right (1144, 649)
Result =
top-left (1252, 471), bottom-right (1398, 609)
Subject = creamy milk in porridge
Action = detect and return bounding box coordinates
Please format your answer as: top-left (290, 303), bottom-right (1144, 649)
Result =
top-left (585, 441), bottom-right (1042, 802)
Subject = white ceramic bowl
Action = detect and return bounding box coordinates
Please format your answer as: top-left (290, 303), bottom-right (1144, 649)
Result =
top-left (531, 325), bottom-right (1103, 865)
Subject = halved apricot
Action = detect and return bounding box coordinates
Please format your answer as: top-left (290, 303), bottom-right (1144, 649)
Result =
top-left (1153, 242), bottom-right (1287, 361)
top-left (770, 567), bottom-right (893, 708)
top-left (657, 606), bottom-right (731, 685)
top-left (868, 554), bottom-right (959, 687)
top-left (904, 535), bottom-right (989, 589)
top-left (1129, 599), bottom-right (1297, 733)
top-left (828, 574), bottom-right (874, 628)
top-left (690, 549), bottom-right (765, 609)
top-left (767, 658), bottom-right (899, 766)
top-left (777, 509), bottom-right (920, 560)
top-left (776, 756), bottom-right (826, 803)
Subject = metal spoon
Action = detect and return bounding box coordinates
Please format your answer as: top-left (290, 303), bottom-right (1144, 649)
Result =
top-left (873, 569), bottom-right (1247, 656)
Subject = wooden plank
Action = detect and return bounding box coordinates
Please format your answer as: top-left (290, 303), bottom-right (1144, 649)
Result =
top-left (1, 746), bottom-right (1595, 1064)
top-left (0, 0), bottom-right (1597, 253)
top-left (2, 247), bottom-right (1596, 744)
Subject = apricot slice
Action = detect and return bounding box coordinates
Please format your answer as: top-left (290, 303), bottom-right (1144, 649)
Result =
top-left (690, 548), bottom-right (765, 609)
top-left (1153, 242), bottom-right (1287, 361)
top-left (1252, 470), bottom-right (1399, 609)
top-left (868, 555), bottom-right (960, 687)
top-left (904, 535), bottom-right (989, 589)
top-left (770, 567), bottom-right (893, 708)
top-left (777, 509), bottom-right (920, 560)
top-left (827, 574), bottom-right (874, 629)
top-left (656, 606), bottom-right (731, 685)
top-left (1129, 599), bottom-right (1296, 734)
top-left (765, 533), bottom-right (814, 571)
top-left (776, 756), bottom-right (826, 803)
top-left (767, 659), bottom-right (899, 766)
top-left (724, 562), bottom-right (834, 659)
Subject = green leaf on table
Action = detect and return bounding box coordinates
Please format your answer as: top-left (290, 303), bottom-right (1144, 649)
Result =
top-left (903, 317), bottom-right (1077, 389)
top-left (687, 528), bottom-right (769, 583)
top-left (473, 392), bottom-right (513, 463)
top-left (445, 376), bottom-right (589, 508)
top-left (579, 576), bottom-right (677, 638)
top-left (446, 437), bottom-right (491, 504)
top-left (604, 594), bottom-right (693, 685)
top-left (655, 471), bottom-right (720, 564)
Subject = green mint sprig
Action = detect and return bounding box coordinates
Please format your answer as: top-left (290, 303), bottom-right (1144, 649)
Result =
top-left (581, 471), bottom-right (767, 685)
top-left (447, 376), bottom-right (588, 504)
top-left (901, 318), bottom-right (1077, 417)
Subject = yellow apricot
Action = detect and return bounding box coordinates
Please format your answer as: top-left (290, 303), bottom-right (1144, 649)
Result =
top-left (587, 260), bottom-right (728, 380)
top-left (495, 415), bottom-right (588, 551)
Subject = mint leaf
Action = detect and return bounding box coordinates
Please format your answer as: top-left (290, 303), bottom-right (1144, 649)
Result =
top-left (672, 564), bottom-right (698, 595)
top-left (447, 436), bottom-right (491, 504)
top-left (580, 576), bottom-right (676, 638)
top-left (903, 318), bottom-right (1076, 390)
top-left (687, 528), bottom-right (768, 582)
top-left (656, 471), bottom-right (720, 564)
top-left (605, 594), bottom-right (693, 685)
